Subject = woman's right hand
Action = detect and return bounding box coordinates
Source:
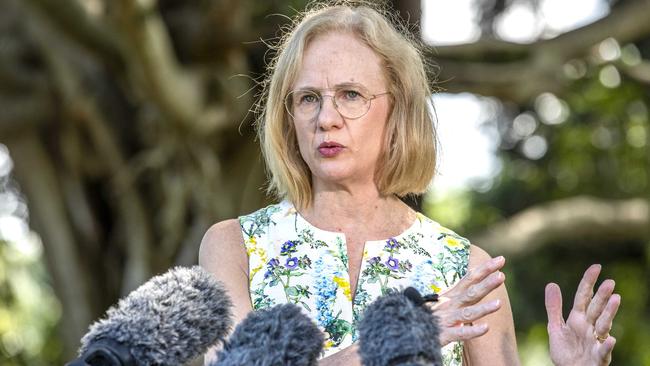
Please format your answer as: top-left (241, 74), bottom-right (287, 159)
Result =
top-left (429, 256), bottom-right (506, 346)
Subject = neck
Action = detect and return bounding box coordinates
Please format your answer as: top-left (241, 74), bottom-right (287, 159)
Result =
top-left (299, 178), bottom-right (412, 233)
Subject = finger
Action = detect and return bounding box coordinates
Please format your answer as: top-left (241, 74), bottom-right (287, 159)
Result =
top-left (586, 279), bottom-right (615, 324)
top-left (572, 264), bottom-right (601, 314)
top-left (545, 283), bottom-right (564, 331)
top-left (450, 256), bottom-right (505, 296)
top-left (597, 336), bottom-right (616, 361)
top-left (460, 271), bottom-right (505, 305)
top-left (441, 323), bottom-right (489, 344)
top-left (595, 294), bottom-right (621, 338)
top-left (452, 299), bottom-right (501, 325)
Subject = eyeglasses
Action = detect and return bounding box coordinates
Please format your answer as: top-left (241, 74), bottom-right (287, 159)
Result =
top-left (285, 85), bottom-right (389, 120)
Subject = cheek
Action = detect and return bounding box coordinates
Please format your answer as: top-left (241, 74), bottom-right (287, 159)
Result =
top-left (293, 123), bottom-right (314, 160)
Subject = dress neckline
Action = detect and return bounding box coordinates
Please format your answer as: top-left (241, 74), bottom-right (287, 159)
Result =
top-left (281, 200), bottom-right (421, 244)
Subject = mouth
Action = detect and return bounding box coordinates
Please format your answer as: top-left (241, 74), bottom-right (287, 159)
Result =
top-left (317, 141), bottom-right (345, 157)
top-left (318, 141), bottom-right (344, 149)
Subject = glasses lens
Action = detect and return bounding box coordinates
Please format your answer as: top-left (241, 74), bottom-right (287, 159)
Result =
top-left (285, 88), bottom-right (372, 120)
top-left (335, 89), bottom-right (369, 119)
top-left (286, 90), bottom-right (320, 119)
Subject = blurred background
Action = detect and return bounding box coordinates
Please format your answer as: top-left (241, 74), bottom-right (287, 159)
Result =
top-left (0, 0), bottom-right (648, 364)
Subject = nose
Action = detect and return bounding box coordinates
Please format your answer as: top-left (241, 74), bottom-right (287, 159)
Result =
top-left (317, 95), bottom-right (344, 131)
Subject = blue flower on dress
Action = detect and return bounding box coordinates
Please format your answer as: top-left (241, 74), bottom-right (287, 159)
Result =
top-left (267, 258), bottom-right (280, 269)
top-left (385, 237), bottom-right (400, 250)
top-left (385, 257), bottom-right (399, 271)
top-left (285, 257), bottom-right (299, 269)
top-left (367, 256), bottom-right (381, 265)
top-left (281, 240), bottom-right (299, 255)
top-left (313, 257), bottom-right (338, 328)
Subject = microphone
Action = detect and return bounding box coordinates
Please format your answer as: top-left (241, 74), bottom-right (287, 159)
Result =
top-left (212, 303), bottom-right (324, 366)
top-left (67, 266), bottom-right (233, 366)
top-left (358, 287), bottom-right (443, 366)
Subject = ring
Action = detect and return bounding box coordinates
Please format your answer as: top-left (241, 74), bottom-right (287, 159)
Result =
top-left (594, 331), bottom-right (608, 343)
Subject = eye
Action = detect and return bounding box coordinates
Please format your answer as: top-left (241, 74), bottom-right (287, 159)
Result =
top-left (298, 92), bottom-right (319, 105)
top-left (341, 90), bottom-right (362, 100)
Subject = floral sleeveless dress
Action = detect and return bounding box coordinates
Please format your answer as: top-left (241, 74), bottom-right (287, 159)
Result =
top-left (239, 201), bottom-right (470, 365)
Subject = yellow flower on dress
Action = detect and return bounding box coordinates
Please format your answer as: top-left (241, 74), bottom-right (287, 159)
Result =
top-left (245, 236), bottom-right (257, 255)
top-left (445, 237), bottom-right (461, 248)
top-left (324, 339), bottom-right (335, 350)
top-left (332, 276), bottom-right (352, 301)
top-left (246, 236), bottom-right (267, 281)
top-left (430, 283), bottom-right (441, 293)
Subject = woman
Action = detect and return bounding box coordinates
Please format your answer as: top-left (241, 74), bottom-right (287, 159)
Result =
top-left (199, 2), bottom-right (620, 365)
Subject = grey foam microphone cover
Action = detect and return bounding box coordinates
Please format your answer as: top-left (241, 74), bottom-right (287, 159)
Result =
top-left (78, 266), bottom-right (233, 366)
top-left (358, 288), bottom-right (443, 366)
top-left (214, 303), bottom-right (324, 366)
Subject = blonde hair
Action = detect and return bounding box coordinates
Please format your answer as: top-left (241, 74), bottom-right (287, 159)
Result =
top-left (258, 1), bottom-right (437, 209)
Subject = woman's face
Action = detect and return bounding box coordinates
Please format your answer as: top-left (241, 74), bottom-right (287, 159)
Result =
top-left (290, 31), bottom-right (391, 190)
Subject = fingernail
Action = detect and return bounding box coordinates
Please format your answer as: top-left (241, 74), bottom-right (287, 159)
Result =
top-left (492, 299), bottom-right (501, 307)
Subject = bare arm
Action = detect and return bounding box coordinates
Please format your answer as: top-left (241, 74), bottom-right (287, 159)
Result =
top-left (198, 219), bottom-right (253, 365)
top-left (462, 245), bottom-right (520, 366)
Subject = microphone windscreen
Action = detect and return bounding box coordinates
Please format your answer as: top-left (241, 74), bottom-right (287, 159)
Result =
top-left (403, 287), bottom-right (425, 306)
top-left (78, 266), bottom-right (232, 366)
top-left (358, 289), bottom-right (442, 366)
top-left (214, 303), bottom-right (324, 366)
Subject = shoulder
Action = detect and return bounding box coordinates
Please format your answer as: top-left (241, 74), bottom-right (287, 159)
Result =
top-left (201, 219), bottom-right (243, 248)
top-left (468, 244), bottom-right (493, 268)
top-left (416, 212), bottom-right (471, 251)
top-left (198, 219), bottom-right (246, 271)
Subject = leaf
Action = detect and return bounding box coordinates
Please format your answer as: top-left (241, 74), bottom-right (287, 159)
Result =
top-left (286, 286), bottom-right (299, 296)
top-left (300, 301), bottom-right (312, 312)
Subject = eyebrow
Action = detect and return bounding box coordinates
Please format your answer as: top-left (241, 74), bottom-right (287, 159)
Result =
top-left (294, 82), bottom-right (369, 91)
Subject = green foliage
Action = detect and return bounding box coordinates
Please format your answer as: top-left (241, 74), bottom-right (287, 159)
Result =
top-left (0, 238), bottom-right (62, 365)
top-left (426, 54), bottom-right (650, 365)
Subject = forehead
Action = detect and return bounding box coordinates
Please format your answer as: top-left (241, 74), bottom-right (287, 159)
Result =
top-left (294, 31), bottom-right (386, 90)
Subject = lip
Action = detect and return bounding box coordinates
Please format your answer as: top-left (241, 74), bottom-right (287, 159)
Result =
top-left (318, 141), bottom-right (345, 157)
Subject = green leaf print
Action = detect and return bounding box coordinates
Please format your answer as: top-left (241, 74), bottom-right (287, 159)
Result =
top-left (240, 204), bottom-right (281, 238)
top-left (401, 233), bottom-right (431, 257)
top-left (297, 228), bottom-right (329, 250)
top-left (326, 317), bottom-right (354, 346)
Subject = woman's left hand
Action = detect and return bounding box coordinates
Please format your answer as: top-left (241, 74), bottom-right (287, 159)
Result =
top-left (545, 264), bottom-right (621, 366)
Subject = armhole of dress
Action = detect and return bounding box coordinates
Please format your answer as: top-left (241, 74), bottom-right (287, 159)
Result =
top-left (462, 240), bottom-right (472, 278)
top-left (237, 216), bottom-right (251, 258)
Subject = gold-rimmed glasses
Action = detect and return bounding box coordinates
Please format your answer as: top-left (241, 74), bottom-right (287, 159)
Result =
top-left (285, 84), bottom-right (389, 120)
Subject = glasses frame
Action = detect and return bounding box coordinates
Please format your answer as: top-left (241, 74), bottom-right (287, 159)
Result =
top-left (284, 87), bottom-right (390, 120)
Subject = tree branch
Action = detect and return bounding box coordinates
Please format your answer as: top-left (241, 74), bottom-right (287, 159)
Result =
top-left (24, 9), bottom-right (155, 294)
top-left (21, 0), bottom-right (125, 68)
top-left (428, 0), bottom-right (650, 102)
top-left (0, 92), bottom-right (52, 134)
top-left (113, 0), bottom-right (203, 129)
top-left (469, 196), bottom-right (650, 256)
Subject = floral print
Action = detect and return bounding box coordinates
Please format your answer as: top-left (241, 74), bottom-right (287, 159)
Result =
top-left (239, 201), bottom-right (470, 365)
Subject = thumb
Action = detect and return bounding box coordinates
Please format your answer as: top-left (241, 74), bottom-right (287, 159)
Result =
top-left (545, 283), bottom-right (565, 332)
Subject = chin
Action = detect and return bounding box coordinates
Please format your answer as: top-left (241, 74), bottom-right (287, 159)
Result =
top-left (311, 164), bottom-right (371, 186)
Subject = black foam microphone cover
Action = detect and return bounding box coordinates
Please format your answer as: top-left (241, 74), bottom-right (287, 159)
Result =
top-left (358, 288), bottom-right (443, 366)
top-left (68, 266), bottom-right (232, 366)
top-left (213, 303), bottom-right (324, 366)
